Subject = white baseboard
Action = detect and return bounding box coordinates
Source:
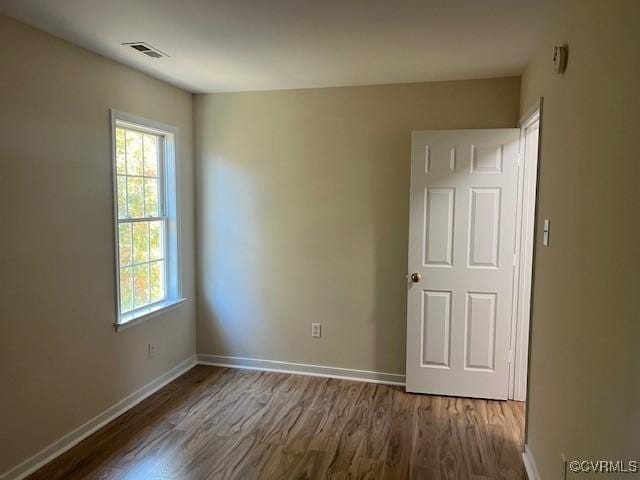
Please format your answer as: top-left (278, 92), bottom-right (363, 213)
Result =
top-left (1, 355), bottom-right (197, 480)
top-left (197, 354), bottom-right (406, 386)
top-left (522, 444), bottom-right (541, 480)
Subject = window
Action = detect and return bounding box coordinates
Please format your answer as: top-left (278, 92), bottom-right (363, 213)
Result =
top-left (111, 111), bottom-right (183, 328)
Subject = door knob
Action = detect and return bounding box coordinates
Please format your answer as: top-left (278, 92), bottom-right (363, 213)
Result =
top-left (410, 272), bottom-right (422, 283)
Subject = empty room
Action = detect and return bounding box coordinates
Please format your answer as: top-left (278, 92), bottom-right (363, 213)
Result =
top-left (1, 1), bottom-right (638, 479)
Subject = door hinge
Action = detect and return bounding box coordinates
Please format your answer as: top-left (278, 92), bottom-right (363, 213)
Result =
top-left (508, 349), bottom-right (514, 363)
top-left (513, 253), bottom-right (517, 266)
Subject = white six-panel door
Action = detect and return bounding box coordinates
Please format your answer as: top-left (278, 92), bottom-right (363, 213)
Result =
top-left (406, 129), bottom-right (519, 400)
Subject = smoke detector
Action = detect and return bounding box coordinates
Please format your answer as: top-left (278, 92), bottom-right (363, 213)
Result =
top-left (553, 45), bottom-right (568, 74)
top-left (122, 42), bottom-right (169, 59)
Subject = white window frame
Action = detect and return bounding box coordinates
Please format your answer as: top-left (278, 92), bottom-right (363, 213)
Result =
top-left (110, 110), bottom-right (185, 330)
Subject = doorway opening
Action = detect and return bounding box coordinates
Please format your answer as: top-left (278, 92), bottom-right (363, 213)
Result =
top-left (509, 101), bottom-right (541, 404)
top-left (511, 100), bottom-right (543, 454)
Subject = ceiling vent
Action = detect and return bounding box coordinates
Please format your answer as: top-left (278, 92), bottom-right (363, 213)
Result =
top-left (122, 42), bottom-right (169, 59)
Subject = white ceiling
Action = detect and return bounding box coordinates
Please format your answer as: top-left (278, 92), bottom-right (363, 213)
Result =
top-left (1, 0), bottom-right (556, 93)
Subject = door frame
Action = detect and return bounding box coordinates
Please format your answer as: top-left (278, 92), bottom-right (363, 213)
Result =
top-left (507, 98), bottom-right (543, 401)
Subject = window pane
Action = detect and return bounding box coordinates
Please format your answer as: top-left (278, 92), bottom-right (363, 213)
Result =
top-left (117, 175), bottom-right (127, 219)
top-left (126, 130), bottom-right (143, 175)
top-left (118, 223), bottom-right (132, 267)
top-left (143, 134), bottom-right (159, 177)
top-left (133, 264), bottom-right (150, 307)
top-left (132, 222), bottom-right (149, 263)
top-left (120, 266), bottom-right (133, 312)
top-left (113, 121), bottom-right (176, 317)
top-left (144, 178), bottom-right (159, 217)
top-left (116, 128), bottom-right (126, 174)
top-left (127, 177), bottom-right (144, 218)
top-left (150, 260), bottom-right (165, 302)
top-left (149, 221), bottom-right (164, 260)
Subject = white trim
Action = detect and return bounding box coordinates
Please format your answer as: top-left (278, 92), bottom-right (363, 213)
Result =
top-left (115, 297), bottom-right (187, 331)
top-left (109, 110), bottom-right (183, 328)
top-left (197, 354), bottom-right (406, 386)
top-left (518, 98), bottom-right (542, 128)
top-left (0, 356), bottom-right (197, 480)
top-left (508, 99), bottom-right (542, 401)
top-left (522, 444), bottom-right (542, 480)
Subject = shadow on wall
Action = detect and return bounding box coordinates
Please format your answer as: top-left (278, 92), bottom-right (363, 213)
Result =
top-left (197, 156), bottom-right (266, 356)
top-left (195, 99), bottom-right (411, 375)
top-left (371, 131), bottom-right (411, 376)
top-left (194, 79), bottom-right (520, 375)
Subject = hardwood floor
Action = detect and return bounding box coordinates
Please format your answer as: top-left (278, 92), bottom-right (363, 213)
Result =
top-left (27, 366), bottom-right (526, 480)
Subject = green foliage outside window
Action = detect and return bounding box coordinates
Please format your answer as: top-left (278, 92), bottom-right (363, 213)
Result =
top-left (115, 127), bottom-right (166, 313)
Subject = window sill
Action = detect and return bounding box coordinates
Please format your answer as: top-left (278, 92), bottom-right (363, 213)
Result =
top-left (114, 298), bottom-right (187, 331)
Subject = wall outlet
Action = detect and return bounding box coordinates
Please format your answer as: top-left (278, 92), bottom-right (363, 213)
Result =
top-left (311, 323), bottom-right (321, 338)
top-left (148, 343), bottom-right (156, 359)
top-left (561, 454), bottom-right (567, 480)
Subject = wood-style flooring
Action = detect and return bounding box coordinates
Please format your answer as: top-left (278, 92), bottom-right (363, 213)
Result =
top-left (28, 365), bottom-right (526, 480)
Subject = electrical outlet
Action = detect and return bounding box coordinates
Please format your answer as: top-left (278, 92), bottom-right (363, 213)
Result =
top-left (148, 343), bottom-right (156, 359)
top-left (561, 454), bottom-right (567, 480)
top-left (311, 323), bottom-right (321, 338)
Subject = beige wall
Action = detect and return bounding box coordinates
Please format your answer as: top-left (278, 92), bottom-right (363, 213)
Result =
top-left (0, 16), bottom-right (196, 474)
top-left (194, 78), bottom-right (520, 374)
top-left (521, 0), bottom-right (640, 476)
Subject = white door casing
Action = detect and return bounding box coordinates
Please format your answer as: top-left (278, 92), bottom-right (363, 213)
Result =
top-left (406, 129), bottom-right (520, 400)
top-left (512, 111), bottom-right (540, 401)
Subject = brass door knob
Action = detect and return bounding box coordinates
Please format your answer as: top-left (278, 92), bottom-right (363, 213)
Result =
top-left (410, 272), bottom-right (422, 283)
